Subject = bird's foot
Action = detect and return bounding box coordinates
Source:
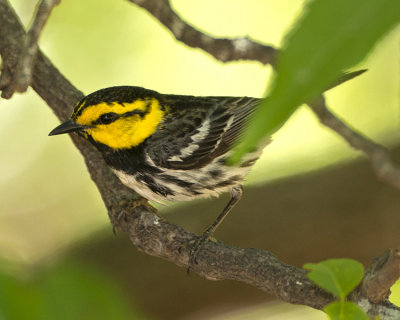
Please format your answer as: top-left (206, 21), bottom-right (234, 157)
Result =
top-left (187, 233), bottom-right (217, 274)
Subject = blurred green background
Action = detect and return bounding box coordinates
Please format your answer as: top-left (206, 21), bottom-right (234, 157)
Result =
top-left (1, 0), bottom-right (399, 319)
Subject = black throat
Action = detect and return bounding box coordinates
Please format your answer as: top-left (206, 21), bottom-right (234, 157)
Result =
top-left (89, 138), bottom-right (159, 175)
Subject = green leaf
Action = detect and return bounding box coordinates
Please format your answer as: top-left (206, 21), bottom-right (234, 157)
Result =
top-left (230, 0), bottom-right (400, 163)
top-left (324, 301), bottom-right (369, 320)
top-left (0, 261), bottom-right (142, 320)
top-left (37, 262), bottom-right (140, 320)
top-left (304, 259), bottom-right (364, 300)
top-left (0, 272), bottom-right (45, 320)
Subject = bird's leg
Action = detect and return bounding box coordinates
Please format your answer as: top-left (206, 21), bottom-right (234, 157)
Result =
top-left (187, 184), bottom-right (243, 272)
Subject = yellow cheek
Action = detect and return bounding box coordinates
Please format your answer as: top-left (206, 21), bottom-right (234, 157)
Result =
top-left (88, 100), bottom-right (165, 149)
top-left (88, 120), bottom-right (136, 149)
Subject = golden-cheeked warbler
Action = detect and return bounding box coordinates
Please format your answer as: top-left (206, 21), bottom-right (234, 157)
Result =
top-left (49, 86), bottom-right (268, 266)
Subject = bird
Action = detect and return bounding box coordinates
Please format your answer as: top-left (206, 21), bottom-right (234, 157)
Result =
top-left (49, 86), bottom-right (268, 268)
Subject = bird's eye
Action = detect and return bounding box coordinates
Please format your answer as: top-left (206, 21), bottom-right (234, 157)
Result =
top-left (98, 112), bottom-right (118, 124)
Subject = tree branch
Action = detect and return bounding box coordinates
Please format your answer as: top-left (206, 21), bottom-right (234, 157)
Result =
top-left (1, 0), bottom-right (400, 318)
top-left (361, 249), bottom-right (400, 304)
top-left (308, 96), bottom-right (400, 190)
top-left (0, 0), bottom-right (60, 97)
top-left (13, 0), bottom-right (60, 94)
top-left (127, 0), bottom-right (277, 65)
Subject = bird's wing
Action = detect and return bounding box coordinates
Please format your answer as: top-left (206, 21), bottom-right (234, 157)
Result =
top-left (145, 95), bottom-right (260, 170)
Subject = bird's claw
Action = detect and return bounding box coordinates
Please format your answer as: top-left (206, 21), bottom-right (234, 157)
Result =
top-left (186, 234), bottom-right (217, 274)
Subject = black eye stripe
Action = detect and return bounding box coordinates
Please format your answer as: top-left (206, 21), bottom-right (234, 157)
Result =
top-left (94, 112), bottom-right (120, 125)
top-left (93, 109), bottom-right (148, 125)
top-left (122, 109), bottom-right (146, 118)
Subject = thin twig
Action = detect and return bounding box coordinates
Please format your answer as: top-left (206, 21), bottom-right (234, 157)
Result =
top-left (128, 0), bottom-right (277, 65)
top-left (13, 0), bottom-right (60, 93)
top-left (308, 97), bottom-right (400, 190)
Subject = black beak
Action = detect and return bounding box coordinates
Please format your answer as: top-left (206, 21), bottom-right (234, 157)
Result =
top-left (49, 119), bottom-right (88, 136)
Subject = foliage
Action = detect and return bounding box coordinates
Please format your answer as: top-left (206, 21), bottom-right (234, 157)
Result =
top-left (304, 259), bottom-right (368, 320)
top-left (0, 261), bottom-right (142, 320)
